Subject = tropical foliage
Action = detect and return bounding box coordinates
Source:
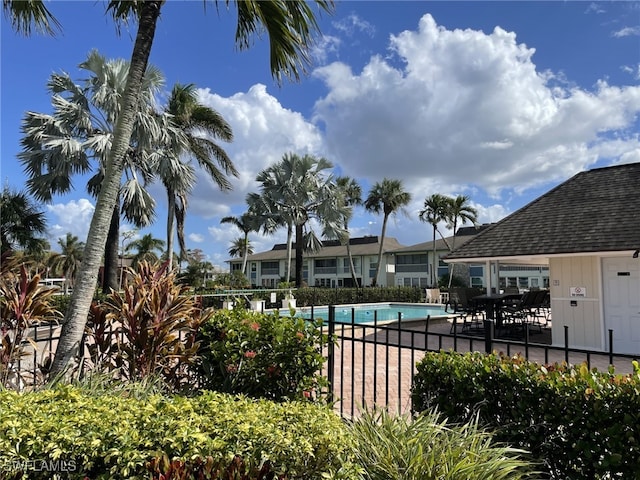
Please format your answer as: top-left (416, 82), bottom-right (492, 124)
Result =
top-left (250, 153), bottom-right (348, 287)
top-left (161, 83), bottom-right (236, 270)
top-left (6, 0), bottom-right (334, 377)
top-left (197, 307), bottom-right (329, 402)
top-left (350, 408), bottom-right (535, 480)
top-left (125, 233), bottom-right (165, 268)
top-left (336, 176), bottom-right (363, 286)
top-left (47, 233), bottom-right (85, 292)
top-left (86, 261), bottom-right (204, 391)
top-left (0, 386), bottom-right (350, 480)
top-left (0, 253), bottom-right (61, 390)
top-left (412, 351), bottom-right (640, 479)
top-left (220, 211), bottom-right (260, 274)
top-left (0, 186), bottom-right (48, 257)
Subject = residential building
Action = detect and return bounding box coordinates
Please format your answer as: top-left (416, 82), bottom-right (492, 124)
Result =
top-left (230, 236), bottom-right (404, 288)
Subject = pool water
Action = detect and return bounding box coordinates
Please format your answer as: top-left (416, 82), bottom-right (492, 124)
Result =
top-left (294, 303), bottom-right (448, 324)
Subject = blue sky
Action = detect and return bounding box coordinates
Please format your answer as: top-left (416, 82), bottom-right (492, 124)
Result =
top-left (2, 1), bottom-right (639, 269)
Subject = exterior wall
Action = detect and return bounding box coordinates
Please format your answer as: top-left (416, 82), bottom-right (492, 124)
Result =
top-left (549, 256), bottom-right (603, 350)
top-left (232, 253), bottom-right (398, 288)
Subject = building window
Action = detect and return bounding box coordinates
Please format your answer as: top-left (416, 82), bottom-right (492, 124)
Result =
top-left (261, 261), bottom-right (279, 275)
top-left (518, 277), bottom-right (529, 288)
top-left (469, 266), bottom-right (483, 277)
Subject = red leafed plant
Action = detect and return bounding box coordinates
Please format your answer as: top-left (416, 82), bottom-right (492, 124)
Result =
top-left (86, 261), bottom-right (208, 391)
top-left (0, 252), bottom-right (61, 389)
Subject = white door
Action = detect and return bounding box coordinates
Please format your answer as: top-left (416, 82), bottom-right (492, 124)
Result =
top-left (602, 257), bottom-right (640, 354)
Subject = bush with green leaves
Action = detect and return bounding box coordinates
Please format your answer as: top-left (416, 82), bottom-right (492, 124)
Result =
top-left (197, 307), bottom-right (328, 401)
top-left (349, 408), bottom-right (536, 480)
top-left (0, 384), bottom-right (352, 480)
top-left (412, 351), bottom-right (640, 479)
top-left (294, 286), bottom-right (423, 306)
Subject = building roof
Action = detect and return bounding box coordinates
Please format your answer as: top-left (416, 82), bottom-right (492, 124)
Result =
top-left (446, 163), bottom-right (640, 262)
top-left (393, 224), bottom-right (492, 254)
top-left (235, 236), bottom-right (405, 262)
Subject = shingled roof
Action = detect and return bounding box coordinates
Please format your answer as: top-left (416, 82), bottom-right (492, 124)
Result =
top-left (446, 163), bottom-right (640, 262)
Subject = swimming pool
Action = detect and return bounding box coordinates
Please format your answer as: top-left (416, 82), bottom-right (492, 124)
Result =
top-left (294, 303), bottom-right (449, 325)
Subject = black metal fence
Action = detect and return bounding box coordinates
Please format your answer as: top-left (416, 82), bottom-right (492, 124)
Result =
top-left (323, 305), bottom-right (640, 418)
top-left (5, 305), bottom-right (640, 420)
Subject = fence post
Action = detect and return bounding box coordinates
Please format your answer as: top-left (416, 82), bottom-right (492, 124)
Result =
top-left (608, 329), bottom-right (614, 366)
top-left (327, 305), bottom-right (335, 402)
top-left (483, 319), bottom-right (494, 354)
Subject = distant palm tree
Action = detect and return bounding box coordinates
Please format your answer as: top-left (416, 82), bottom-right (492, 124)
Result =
top-left (445, 195), bottom-right (478, 287)
top-left (252, 153), bottom-right (347, 287)
top-left (160, 83), bottom-right (236, 270)
top-left (228, 237), bottom-right (254, 260)
top-left (364, 179), bottom-right (411, 286)
top-left (419, 194), bottom-right (452, 288)
top-left (221, 212), bottom-right (260, 274)
top-left (48, 233), bottom-right (85, 292)
top-left (336, 176), bottom-right (362, 287)
top-left (0, 186), bottom-right (48, 257)
top-left (125, 233), bottom-right (165, 268)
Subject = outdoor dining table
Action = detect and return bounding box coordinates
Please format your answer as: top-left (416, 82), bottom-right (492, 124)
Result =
top-left (472, 293), bottom-right (522, 328)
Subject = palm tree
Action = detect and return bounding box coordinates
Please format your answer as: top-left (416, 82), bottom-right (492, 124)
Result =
top-left (364, 179), bottom-right (411, 287)
top-left (48, 233), bottom-right (85, 293)
top-left (5, 0), bottom-right (334, 376)
top-left (125, 233), bottom-right (165, 268)
top-left (253, 153), bottom-right (347, 287)
top-left (228, 237), bottom-right (254, 260)
top-left (161, 83), bottom-right (236, 270)
top-left (0, 186), bottom-right (48, 257)
top-left (419, 194), bottom-right (452, 288)
top-left (336, 176), bottom-right (362, 287)
top-left (221, 211), bottom-right (260, 275)
top-left (445, 195), bottom-right (478, 288)
top-left (19, 50), bottom-right (176, 294)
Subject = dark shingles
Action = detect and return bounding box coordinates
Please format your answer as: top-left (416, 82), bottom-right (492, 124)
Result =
top-left (446, 163), bottom-right (640, 260)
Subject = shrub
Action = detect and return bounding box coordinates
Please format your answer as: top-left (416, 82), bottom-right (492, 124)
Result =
top-left (412, 351), bottom-right (640, 479)
top-left (349, 408), bottom-right (536, 480)
top-left (85, 261), bottom-right (206, 392)
top-left (0, 385), bottom-right (352, 480)
top-left (294, 286), bottom-right (423, 306)
top-left (0, 253), bottom-right (61, 389)
top-left (197, 307), bottom-right (328, 402)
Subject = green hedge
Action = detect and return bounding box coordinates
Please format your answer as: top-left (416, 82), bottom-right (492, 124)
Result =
top-left (412, 351), bottom-right (640, 479)
top-left (294, 286), bottom-right (423, 306)
top-left (197, 308), bottom-right (328, 402)
top-left (0, 386), bottom-right (351, 479)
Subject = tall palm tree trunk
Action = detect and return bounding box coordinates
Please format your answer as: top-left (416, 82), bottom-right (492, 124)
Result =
top-left (102, 203), bottom-right (120, 293)
top-left (241, 233), bottom-right (249, 275)
top-left (166, 188), bottom-right (176, 271)
top-left (295, 222), bottom-right (304, 287)
top-left (432, 225), bottom-right (438, 288)
top-left (372, 215), bottom-right (388, 287)
top-left (285, 223), bottom-right (293, 283)
top-left (50, 1), bottom-right (163, 378)
top-left (346, 241), bottom-right (359, 287)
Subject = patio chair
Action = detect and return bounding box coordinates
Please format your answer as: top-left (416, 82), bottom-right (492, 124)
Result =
top-left (446, 287), bottom-right (485, 333)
